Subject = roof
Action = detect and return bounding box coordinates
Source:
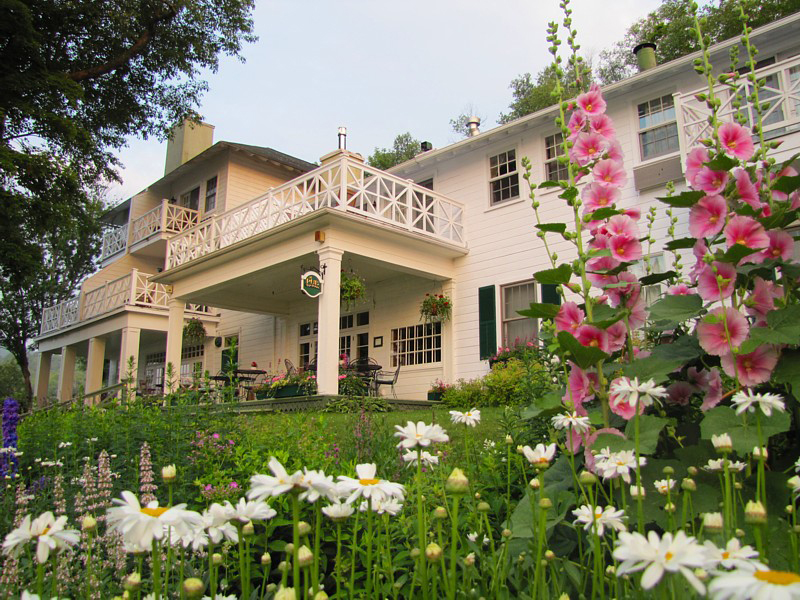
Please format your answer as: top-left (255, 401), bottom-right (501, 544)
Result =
top-left (223, 142), bottom-right (317, 173)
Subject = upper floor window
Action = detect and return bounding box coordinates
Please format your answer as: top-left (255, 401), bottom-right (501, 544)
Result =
top-left (489, 149), bottom-right (519, 205)
top-left (637, 95), bottom-right (679, 161)
top-left (180, 187), bottom-right (200, 211)
top-left (501, 280), bottom-right (537, 346)
top-left (629, 253), bottom-right (667, 306)
top-left (205, 176), bottom-right (217, 213)
top-left (544, 133), bottom-right (569, 182)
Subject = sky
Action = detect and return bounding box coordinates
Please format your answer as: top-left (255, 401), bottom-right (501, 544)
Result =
top-left (108, 0), bottom-right (663, 203)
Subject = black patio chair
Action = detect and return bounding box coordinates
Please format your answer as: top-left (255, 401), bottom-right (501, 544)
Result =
top-left (285, 358), bottom-right (297, 376)
top-left (372, 365), bottom-right (400, 398)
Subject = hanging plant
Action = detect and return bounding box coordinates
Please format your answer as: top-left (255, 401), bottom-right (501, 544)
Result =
top-left (182, 318), bottom-right (206, 345)
top-left (340, 270), bottom-right (367, 310)
top-left (420, 293), bottom-right (452, 323)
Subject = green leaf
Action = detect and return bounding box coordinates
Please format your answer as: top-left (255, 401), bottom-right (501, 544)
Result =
top-left (638, 270), bottom-right (677, 286)
top-left (521, 391), bottom-right (563, 420)
top-left (656, 191), bottom-right (705, 208)
top-left (518, 303), bottom-right (561, 320)
top-left (535, 223), bottom-right (568, 234)
top-left (700, 406), bottom-right (791, 456)
top-left (624, 415), bottom-right (669, 455)
top-left (592, 432), bottom-right (634, 453)
top-left (585, 207), bottom-right (623, 221)
top-left (739, 327), bottom-right (798, 354)
top-left (537, 180), bottom-right (562, 189)
top-left (623, 336), bottom-right (703, 382)
top-left (717, 243), bottom-right (761, 264)
top-left (556, 331), bottom-right (610, 370)
top-left (773, 174), bottom-right (800, 195)
top-left (775, 349), bottom-right (800, 402)
top-left (648, 294), bottom-right (704, 323)
top-left (534, 264), bottom-right (572, 285)
top-left (664, 237), bottom-right (697, 251)
top-left (706, 154), bottom-right (737, 172)
top-left (559, 187), bottom-right (578, 202)
top-left (766, 305), bottom-right (800, 334)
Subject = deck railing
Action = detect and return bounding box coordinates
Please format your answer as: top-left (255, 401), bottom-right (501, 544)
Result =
top-left (167, 156), bottom-right (466, 269)
top-left (131, 202), bottom-right (200, 246)
top-left (100, 223), bottom-right (128, 262)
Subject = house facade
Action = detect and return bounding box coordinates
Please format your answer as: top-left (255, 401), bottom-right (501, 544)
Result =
top-left (33, 13), bottom-right (800, 403)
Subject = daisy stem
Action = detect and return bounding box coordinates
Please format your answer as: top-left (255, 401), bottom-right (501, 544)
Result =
top-left (482, 512), bottom-right (497, 561)
top-left (366, 506), bottom-right (374, 598)
top-left (436, 518), bottom-right (450, 597)
top-left (312, 504), bottom-right (321, 595)
top-left (534, 499), bottom-right (547, 600)
top-left (723, 458), bottom-right (733, 540)
top-left (416, 449), bottom-right (429, 600)
top-left (756, 411), bottom-right (766, 507)
top-left (178, 546), bottom-right (185, 600)
top-left (506, 442), bottom-right (512, 516)
top-left (592, 532), bottom-right (602, 600)
top-left (634, 410), bottom-right (644, 533)
top-left (384, 515), bottom-right (398, 598)
top-left (449, 495), bottom-right (460, 600)
top-left (753, 524), bottom-right (764, 563)
top-left (291, 493), bottom-right (300, 597)
top-left (136, 554), bottom-right (144, 600)
top-left (86, 530), bottom-right (93, 600)
top-left (36, 562), bottom-right (44, 598)
top-left (348, 509), bottom-right (360, 597)
top-left (152, 540), bottom-right (162, 600)
top-left (50, 553), bottom-right (58, 599)
top-left (208, 541), bottom-right (217, 599)
top-left (237, 524), bottom-right (249, 600)
top-left (335, 522), bottom-right (342, 600)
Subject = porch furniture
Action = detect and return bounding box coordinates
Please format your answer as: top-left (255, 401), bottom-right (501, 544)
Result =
top-left (350, 357), bottom-right (382, 394)
top-left (235, 368), bottom-right (267, 400)
top-left (305, 358), bottom-right (317, 373)
top-left (285, 358), bottom-right (297, 376)
top-left (372, 366), bottom-right (400, 398)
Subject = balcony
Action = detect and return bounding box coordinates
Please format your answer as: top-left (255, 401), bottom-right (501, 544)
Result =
top-left (166, 156), bottom-right (466, 270)
top-left (39, 269), bottom-right (215, 336)
top-left (100, 223), bottom-right (128, 262)
top-left (131, 201), bottom-right (200, 247)
top-left (676, 56), bottom-right (800, 151)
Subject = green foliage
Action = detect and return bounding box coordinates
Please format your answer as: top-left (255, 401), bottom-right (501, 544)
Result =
top-left (323, 395), bottom-right (389, 413)
top-left (499, 64), bottom-right (589, 124)
top-left (700, 405), bottom-right (792, 455)
top-left (484, 358), bottom-right (527, 406)
top-left (442, 378), bottom-right (487, 409)
top-left (366, 132), bottom-right (420, 169)
top-left (0, 356), bottom-right (26, 400)
top-left (339, 270), bottom-right (367, 310)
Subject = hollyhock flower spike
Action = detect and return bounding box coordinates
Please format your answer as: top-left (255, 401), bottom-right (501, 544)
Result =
top-left (697, 261), bottom-right (737, 302)
top-left (696, 307), bottom-right (749, 356)
top-left (567, 111), bottom-right (586, 139)
top-left (689, 194), bottom-right (727, 239)
top-left (554, 302), bottom-right (585, 334)
top-left (735, 168), bottom-right (762, 212)
top-left (575, 325), bottom-right (609, 352)
top-left (589, 113), bottom-right (615, 138)
top-left (693, 167), bottom-right (729, 195)
top-left (576, 87), bottom-right (607, 116)
top-left (572, 132), bottom-right (609, 166)
top-left (686, 147), bottom-right (710, 184)
top-left (581, 182), bottom-right (620, 213)
top-left (592, 159), bottom-right (627, 187)
top-left (721, 345), bottom-right (779, 387)
top-left (718, 122), bottom-right (755, 161)
top-left (762, 230), bottom-right (794, 262)
top-left (725, 215), bottom-right (769, 251)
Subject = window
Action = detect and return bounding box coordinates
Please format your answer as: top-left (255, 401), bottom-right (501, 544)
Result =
top-left (544, 133), bottom-right (569, 182)
top-left (221, 335), bottom-right (238, 372)
top-left (205, 176), bottom-right (217, 213)
top-left (501, 281), bottom-right (538, 346)
top-left (637, 95), bottom-right (679, 160)
top-left (489, 149), bottom-right (520, 205)
top-left (391, 322), bottom-right (442, 367)
top-left (629, 254), bottom-right (667, 306)
top-left (180, 187), bottom-right (200, 211)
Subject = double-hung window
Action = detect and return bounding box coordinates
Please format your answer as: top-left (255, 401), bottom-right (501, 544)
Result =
top-left (489, 149), bottom-right (520, 205)
top-left (205, 176), bottom-right (217, 213)
top-left (544, 133), bottom-right (569, 182)
top-left (637, 95), bottom-right (679, 160)
top-left (501, 281), bottom-right (537, 346)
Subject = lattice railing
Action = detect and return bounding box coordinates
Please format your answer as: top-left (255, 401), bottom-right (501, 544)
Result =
top-left (676, 56), bottom-right (800, 151)
top-left (100, 223), bottom-right (128, 261)
top-left (166, 157), bottom-right (466, 269)
top-left (165, 204), bottom-right (200, 233)
top-left (40, 297), bottom-right (80, 334)
top-left (131, 202), bottom-right (200, 245)
top-left (82, 274), bottom-right (132, 319)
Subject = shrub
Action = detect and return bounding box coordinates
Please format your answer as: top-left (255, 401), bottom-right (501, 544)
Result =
top-left (442, 378), bottom-right (487, 408)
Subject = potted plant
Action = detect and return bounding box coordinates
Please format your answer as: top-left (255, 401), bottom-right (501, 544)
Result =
top-left (182, 318), bottom-right (206, 345)
top-left (420, 293), bottom-right (452, 323)
top-left (269, 372), bottom-right (317, 398)
top-left (427, 379), bottom-right (451, 402)
top-left (340, 270), bottom-right (367, 310)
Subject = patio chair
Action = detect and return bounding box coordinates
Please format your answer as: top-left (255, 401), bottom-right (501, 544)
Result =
top-left (372, 365), bottom-right (400, 398)
top-left (285, 358), bottom-right (297, 376)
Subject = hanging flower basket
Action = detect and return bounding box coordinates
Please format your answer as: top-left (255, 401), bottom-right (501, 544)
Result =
top-left (182, 318), bottom-right (206, 345)
top-left (340, 270), bottom-right (367, 310)
top-left (420, 293), bottom-right (452, 323)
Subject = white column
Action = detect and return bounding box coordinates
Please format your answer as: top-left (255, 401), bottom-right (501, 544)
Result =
top-left (165, 299), bottom-right (185, 392)
top-left (57, 346), bottom-right (76, 403)
top-left (316, 247), bottom-right (343, 395)
top-left (34, 352), bottom-right (52, 407)
top-left (441, 280), bottom-right (455, 385)
top-left (118, 327), bottom-right (141, 383)
top-left (85, 337), bottom-right (106, 402)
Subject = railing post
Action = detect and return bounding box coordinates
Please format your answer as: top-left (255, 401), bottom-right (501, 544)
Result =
top-left (161, 200), bottom-right (169, 233)
top-left (405, 185), bottom-right (413, 232)
top-left (338, 158), bottom-right (348, 210)
top-left (57, 301), bottom-right (64, 328)
top-left (129, 269), bottom-right (138, 305)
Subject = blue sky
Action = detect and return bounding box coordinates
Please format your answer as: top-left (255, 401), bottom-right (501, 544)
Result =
top-left (109, 0), bottom-right (662, 202)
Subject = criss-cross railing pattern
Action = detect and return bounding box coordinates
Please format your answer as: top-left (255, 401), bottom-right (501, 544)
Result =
top-left (676, 56), bottom-right (800, 151)
top-left (100, 224), bottom-right (129, 261)
top-left (131, 202), bottom-right (200, 245)
top-left (167, 157), bottom-right (466, 269)
top-left (40, 298), bottom-right (80, 334)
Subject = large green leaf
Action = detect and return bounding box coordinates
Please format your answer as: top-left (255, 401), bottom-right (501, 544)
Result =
top-left (585, 207), bottom-right (623, 221)
top-left (718, 243), bottom-right (762, 265)
top-left (700, 406), bottom-right (791, 456)
top-left (556, 331), bottom-right (610, 370)
top-left (521, 391), bottom-right (563, 420)
top-left (623, 336), bottom-right (703, 382)
top-left (766, 305), bottom-right (800, 337)
top-left (664, 237), bottom-right (698, 251)
top-left (535, 223), bottom-right (568, 234)
top-left (706, 154), bottom-right (737, 172)
top-left (534, 264), bottom-right (573, 285)
top-left (623, 414), bottom-right (670, 455)
top-left (518, 303), bottom-right (561, 320)
top-left (638, 270), bottom-right (677, 286)
top-left (773, 174), bottom-right (800, 195)
top-left (648, 294), bottom-right (704, 323)
top-left (775, 349), bottom-right (800, 402)
top-left (656, 190), bottom-right (705, 208)
top-left (592, 432), bottom-right (634, 453)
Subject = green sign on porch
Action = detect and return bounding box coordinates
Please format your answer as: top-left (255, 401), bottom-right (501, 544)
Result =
top-left (301, 271), bottom-right (323, 298)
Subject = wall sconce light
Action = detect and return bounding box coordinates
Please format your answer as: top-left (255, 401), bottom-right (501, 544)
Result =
top-left (315, 230), bottom-right (325, 243)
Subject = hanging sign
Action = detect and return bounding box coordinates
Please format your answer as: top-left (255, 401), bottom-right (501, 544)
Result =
top-left (301, 271), bottom-right (324, 298)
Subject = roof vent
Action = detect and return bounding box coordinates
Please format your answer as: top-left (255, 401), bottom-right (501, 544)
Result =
top-left (338, 126), bottom-right (347, 150)
top-left (420, 141), bottom-right (433, 152)
top-left (466, 116), bottom-right (481, 137)
top-left (633, 42), bottom-right (657, 72)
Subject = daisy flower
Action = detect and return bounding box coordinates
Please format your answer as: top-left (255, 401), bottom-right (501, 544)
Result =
top-left (551, 411), bottom-right (591, 434)
top-left (613, 530), bottom-right (707, 593)
top-left (703, 538), bottom-right (763, 571)
top-left (200, 504), bottom-right (238, 544)
top-left (226, 497), bottom-right (277, 523)
top-left (2, 511), bottom-right (80, 564)
top-left (298, 469), bottom-right (335, 503)
top-left (449, 409), bottom-right (481, 427)
top-left (654, 479), bottom-right (675, 495)
top-left (595, 449), bottom-right (646, 484)
top-left (703, 459), bottom-right (746, 473)
top-left (321, 500), bottom-right (354, 521)
top-left (572, 504), bottom-right (627, 536)
top-left (467, 532), bottom-right (490, 546)
top-left (337, 463), bottom-right (405, 505)
top-left (394, 421), bottom-right (450, 448)
top-left (521, 443), bottom-right (557, 468)
top-left (402, 450), bottom-right (439, 467)
top-left (708, 564), bottom-right (800, 600)
top-left (731, 389), bottom-right (785, 417)
top-left (106, 492), bottom-right (197, 549)
top-left (248, 457), bottom-right (308, 500)
top-left (359, 497), bottom-right (403, 516)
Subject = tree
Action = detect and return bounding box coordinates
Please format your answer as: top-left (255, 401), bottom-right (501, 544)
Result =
top-left (498, 64), bottom-right (588, 125)
top-left (0, 0), bottom-right (257, 403)
top-left (0, 356), bottom-right (26, 401)
top-left (367, 132), bottom-right (421, 170)
top-left (596, 0), bottom-right (800, 84)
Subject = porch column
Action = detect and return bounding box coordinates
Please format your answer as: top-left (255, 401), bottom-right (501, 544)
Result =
top-left (34, 351), bottom-right (52, 407)
top-left (118, 327), bottom-right (141, 383)
top-left (442, 280), bottom-right (455, 385)
top-left (316, 247), bottom-right (343, 395)
top-left (85, 337), bottom-right (106, 402)
top-left (57, 345), bottom-right (76, 403)
top-left (165, 299), bottom-right (185, 392)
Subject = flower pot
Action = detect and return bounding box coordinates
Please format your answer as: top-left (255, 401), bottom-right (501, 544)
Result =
top-left (274, 384), bottom-right (303, 398)
top-left (427, 391), bottom-right (444, 402)
top-left (255, 389), bottom-right (272, 400)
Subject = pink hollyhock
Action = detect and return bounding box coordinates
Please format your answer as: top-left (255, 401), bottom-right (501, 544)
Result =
top-left (604, 214), bottom-right (639, 238)
top-left (688, 367), bottom-right (723, 411)
top-left (575, 325), bottom-right (609, 353)
top-left (586, 234), bottom-right (621, 271)
top-left (667, 381), bottom-right (696, 406)
top-left (555, 302), bottom-right (585, 334)
top-left (721, 345), bottom-right (779, 387)
top-left (689, 194), bottom-right (727, 239)
top-left (627, 297), bottom-right (647, 330)
top-left (562, 363), bottom-right (598, 415)
top-left (718, 122), bottom-right (755, 161)
top-left (633, 347), bottom-right (651, 359)
top-left (744, 277), bottom-right (781, 324)
top-left (572, 132), bottom-right (609, 165)
top-left (587, 272), bottom-right (617, 289)
top-left (606, 272), bottom-right (640, 308)
top-left (696, 307), bottom-right (749, 356)
top-left (771, 166), bottom-right (798, 202)
top-left (606, 140), bottom-right (624, 162)
top-left (697, 261), bottom-right (736, 301)
top-left (686, 147), bottom-right (710, 185)
top-left (623, 207), bottom-right (641, 220)
top-left (606, 321), bottom-right (628, 353)
top-left (576, 87), bottom-right (607, 116)
top-left (567, 111), bottom-right (587, 139)
top-left (725, 215), bottom-right (769, 250)
top-left (761, 230), bottom-right (794, 262)
top-left (582, 182), bottom-right (620, 212)
top-left (693, 167), bottom-right (729, 195)
top-left (592, 159), bottom-right (627, 187)
top-left (689, 239), bottom-right (710, 283)
top-left (609, 233), bottom-right (643, 262)
top-left (596, 294), bottom-right (610, 305)
top-left (590, 113), bottom-right (615, 138)
top-left (734, 168), bottom-right (762, 212)
top-left (667, 283), bottom-right (694, 295)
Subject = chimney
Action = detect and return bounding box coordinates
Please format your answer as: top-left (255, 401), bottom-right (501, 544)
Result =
top-left (420, 141), bottom-right (433, 152)
top-left (338, 126), bottom-right (347, 150)
top-left (466, 116), bottom-right (481, 137)
top-left (633, 42), bottom-right (658, 72)
top-left (320, 126), bottom-right (363, 166)
top-left (164, 120), bottom-right (214, 175)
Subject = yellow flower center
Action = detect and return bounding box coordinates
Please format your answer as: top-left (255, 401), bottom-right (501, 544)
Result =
top-left (37, 527), bottom-right (51, 537)
top-left (586, 103), bottom-right (593, 111)
top-left (599, 198), bottom-right (608, 206)
top-left (709, 215), bottom-right (718, 223)
top-left (359, 478), bottom-right (380, 486)
top-left (722, 552), bottom-right (730, 559)
top-left (617, 246), bottom-right (626, 255)
top-left (466, 412), bottom-right (472, 417)
top-left (754, 570), bottom-right (800, 585)
top-left (537, 458), bottom-right (549, 464)
top-left (141, 507), bottom-right (169, 518)
top-left (665, 552), bottom-right (674, 561)
top-left (415, 433), bottom-right (423, 439)
top-left (729, 140), bottom-right (737, 148)
top-left (589, 339), bottom-right (599, 347)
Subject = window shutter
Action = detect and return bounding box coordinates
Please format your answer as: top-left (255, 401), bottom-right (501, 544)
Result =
top-left (478, 285), bottom-right (497, 359)
top-left (540, 284), bottom-right (561, 306)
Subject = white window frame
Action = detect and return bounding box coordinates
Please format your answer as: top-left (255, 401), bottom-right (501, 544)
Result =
top-left (636, 94), bottom-right (680, 163)
top-left (488, 148), bottom-right (520, 206)
top-left (629, 253), bottom-right (668, 306)
top-left (204, 175), bottom-right (218, 214)
top-left (391, 322), bottom-right (442, 367)
top-left (544, 132), bottom-right (569, 182)
top-left (179, 185), bottom-right (201, 211)
top-left (501, 280), bottom-right (538, 346)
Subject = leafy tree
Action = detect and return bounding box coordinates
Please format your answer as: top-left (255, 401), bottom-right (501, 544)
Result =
top-left (0, 356), bottom-right (26, 401)
top-left (449, 103), bottom-right (486, 138)
top-left (367, 132), bottom-right (421, 169)
top-left (498, 64), bottom-right (588, 125)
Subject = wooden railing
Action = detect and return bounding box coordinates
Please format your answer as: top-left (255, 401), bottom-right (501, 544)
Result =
top-left (131, 201), bottom-right (200, 245)
top-left (100, 223), bottom-right (128, 261)
top-left (167, 156), bottom-right (467, 269)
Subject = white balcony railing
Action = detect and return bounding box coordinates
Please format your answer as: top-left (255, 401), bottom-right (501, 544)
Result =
top-left (166, 156), bottom-right (466, 269)
top-left (39, 269), bottom-right (216, 335)
top-left (676, 56), bottom-right (800, 151)
top-left (131, 201), bottom-right (200, 246)
top-left (100, 223), bottom-right (128, 262)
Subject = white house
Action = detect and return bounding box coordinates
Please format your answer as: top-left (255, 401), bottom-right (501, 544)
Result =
top-left (33, 12), bottom-right (800, 403)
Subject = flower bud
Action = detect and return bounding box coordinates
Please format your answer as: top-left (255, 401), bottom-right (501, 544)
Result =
top-left (161, 464), bottom-right (177, 483)
top-left (544, 550), bottom-right (555, 561)
top-left (578, 471), bottom-right (597, 485)
top-left (465, 552), bottom-right (476, 567)
top-left (266, 584), bottom-right (277, 594)
top-left (539, 498), bottom-right (553, 510)
top-left (277, 560), bottom-right (289, 573)
top-left (687, 466), bottom-right (698, 476)
top-left (82, 515), bottom-right (98, 533)
top-left (793, 525), bottom-right (800, 534)
top-left (664, 502), bottom-right (676, 514)
top-left (123, 572), bottom-right (141, 592)
top-left (314, 592), bottom-right (329, 600)
top-left (274, 587), bottom-right (296, 600)
top-left (242, 521), bottom-right (255, 538)
top-left (734, 482), bottom-right (742, 490)
top-left (501, 529), bottom-right (513, 538)
top-left (753, 446), bottom-right (768, 460)
top-left (529, 478), bottom-right (541, 490)
top-left (477, 501), bottom-right (490, 513)
top-left (410, 547), bottom-right (421, 558)
top-left (181, 577), bottom-right (205, 600)
top-left (681, 478), bottom-right (696, 492)
top-left (630, 485), bottom-right (646, 499)
top-left (298, 521), bottom-right (312, 536)
top-left (694, 568), bottom-right (709, 582)
top-left (474, 492), bottom-right (481, 499)
top-left (787, 476), bottom-right (800, 492)
top-left (516, 445), bottom-right (525, 455)
top-left (711, 433), bottom-right (733, 454)
top-left (425, 543), bottom-right (443, 563)
top-left (505, 435), bottom-right (513, 445)
top-left (433, 506), bottom-right (448, 520)
top-left (445, 468), bottom-right (470, 494)
top-left (703, 512), bottom-right (724, 532)
top-left (212, 553), bottom-right (223, 566)
top-left (787, 505), bottom-right (795, 515)
top-left (736, 528), bottom-right (745, 538)
top-left (297, 545), bottom-right (313, 567)
top-left (605, 565), bottom-right (615, 576)
top-left (285, 543), bottom-right (295, 555)
top-left (662, 466), bottom-right (674, 476)
top-left (744, 500), bottom-right (767, 525)
top-left (261, 552), bottom-right (272, 565)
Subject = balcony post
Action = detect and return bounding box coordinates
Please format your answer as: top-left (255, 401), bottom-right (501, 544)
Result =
top-left (338, 158), bottom-right (348, 209)
top-left (34, 351), bottom-right (52, 407)
top-left (57, 345), bottom-right (76, 403)
top-left (129, 269), bottom-right (138, 305)
top-left (119, 327), bottom-right (141, 385)
top-left (165, 298), bottom-right (185, 392)
top-left (84, 337), bottom-right (106, 404)
top-left (161, 200), bottom-right (169, 233)
top-left (316, 246), bottom-right (344, 395)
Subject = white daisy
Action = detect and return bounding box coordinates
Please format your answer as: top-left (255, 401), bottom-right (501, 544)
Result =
top-left (654, 478), bottom-right (675, 495)
top-left (613, 530), bottom-right (707, 593)
top-left (595, 450), bottom-right (646, 484)
top-left (394, 421), bottom-right (450, 449)
top-left (321, 500), bottom-right (354, 521)
top-left (704, 459), bottom-right (746, 473)
top-left (521, 443), bottom-right (557, 468)
top-left (402, 450), bottom-right (439, 467)
top-left (703, 538), bottom-right (763, 571)
top-left (359, 497), bottom-right (403, 516)
top-left (2, 511), bottom-right (80, 564)
top-left (226, 497), bottom-right (277, 524)
top-left (708, 564), bottom-right (800, 600)
top-left (551, 411), bottom-right (592, 434)
top-left (449, 409), bottom-right (481, 427)
top-left (248, 457), bottom-right (307, 500)
top-left (201, 504), bottom-right (238, 545)
top-left (337, 463), bottom-right (405, 505)
top-left (466, 532), bottom-right (490, 546)
top-left (731, 390), bottom-right (785, 417)
top-left (106, 492), bottom-right (195, 549)
top-left (298, 469), bottom-right (336, 504)
top-left (610, 377), bottom-right (668, 410)
top-left (572, 504), bottom-right (627, 537)
top-left (788, 475), bottom-right (800, 496)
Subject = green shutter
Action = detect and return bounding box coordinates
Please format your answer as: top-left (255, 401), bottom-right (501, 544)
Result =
top-left (540, 283), bottom-right (561, 306)
top-left (478, 285), bottom-right (497, 359)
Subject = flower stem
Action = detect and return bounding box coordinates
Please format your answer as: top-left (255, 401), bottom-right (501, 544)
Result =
top-left (335, 522), bottom-right (342, 599)
top-left (449, 496), bottom-right (460, 600)
top-left (634, 410), bottom-right (644, 533)
top-left (291, 494), bottom-right (301, 596)
top-left (417, 449), bottom-right (429, 600)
